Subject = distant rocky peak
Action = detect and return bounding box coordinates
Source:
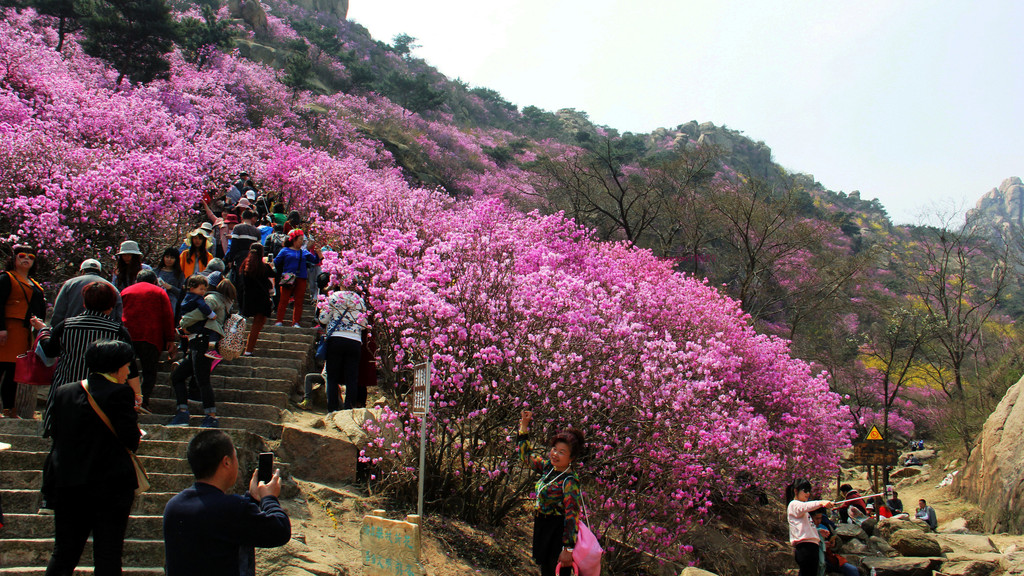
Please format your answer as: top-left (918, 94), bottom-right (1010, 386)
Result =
top-left (969, 177), bottom-right (1024, 230)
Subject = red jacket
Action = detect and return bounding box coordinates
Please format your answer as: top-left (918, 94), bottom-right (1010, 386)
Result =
top-left (121, 281), bottom-right (175, 349)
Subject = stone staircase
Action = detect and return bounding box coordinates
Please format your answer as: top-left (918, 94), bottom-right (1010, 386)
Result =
top-left (0, 322), bottom-right (316, 574)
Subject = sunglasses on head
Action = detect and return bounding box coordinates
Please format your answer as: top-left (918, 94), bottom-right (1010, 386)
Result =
top-left (16, 253), bottom-right (36, 260)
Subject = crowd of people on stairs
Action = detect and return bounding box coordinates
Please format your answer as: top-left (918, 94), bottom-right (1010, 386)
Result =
top-left (0, 175), bottom-right (379, 574)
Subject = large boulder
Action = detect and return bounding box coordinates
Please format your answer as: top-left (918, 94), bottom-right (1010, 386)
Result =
top-left (955, 374), bottom-right (1024, 533)
top-left (936, 534), bottom-right (998, 555)
top-left (941, 559), bottom-right (998, 576)
top-left (876, 517), bottom-right (922, 540)
top-left (679, 568), bottom-right (717, 576)
top-left (331, 408), bottom-right (379, 448)
top-left (843, 537), bottom-right (869, 554)
top-left (1001, 551), bottom-right (1024, 575)
top-left (869, 535), bottom-right (899, 557)
top-left (902, 449), bottom-right (936, 461)
top-left (889, 528), bottom-right (942, 557)
top-left (277, 424), bottom-right (359, 484)
top-left (890, 467), bottom-right (922, 479)
top-left (227, 0), bottom-right (268, 34)
top-left (860, 556), bottom-right (935, 576)
top-left (834, 523), bottom-right (868, 542)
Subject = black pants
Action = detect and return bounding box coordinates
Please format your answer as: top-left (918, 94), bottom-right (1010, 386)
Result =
top-left (533, 514), bottom-right (573, 576)
top-left (171, 336), bottom-right (214, 411)
top-left (46, 485), bottom-right (134, 576)
top-left (794, 542), bottom-right (819, 576)
top-left (325, 337), bottom-right (361, 412)
top-left (0, 361), bottom-right (15, 409)
top-left (133, 341), bottom-right (160, 404)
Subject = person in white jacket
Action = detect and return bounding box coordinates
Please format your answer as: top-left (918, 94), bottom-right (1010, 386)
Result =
top-left (786, 479), bottom-right (834, 576)
top-left (316, 288), bottom-right (367, 412)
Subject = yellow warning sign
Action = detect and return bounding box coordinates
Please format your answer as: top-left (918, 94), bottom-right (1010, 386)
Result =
top-left (865, 426), bottom-right (884, 441)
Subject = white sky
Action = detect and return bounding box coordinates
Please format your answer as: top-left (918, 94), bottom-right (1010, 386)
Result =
top-left (348, 0), bottom-right (1023, 224)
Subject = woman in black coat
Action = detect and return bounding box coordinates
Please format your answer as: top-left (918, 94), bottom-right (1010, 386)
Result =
top-left (237, 244), bottom-right (275, 356)
top-left (43, 339), bottom-right (141, 575)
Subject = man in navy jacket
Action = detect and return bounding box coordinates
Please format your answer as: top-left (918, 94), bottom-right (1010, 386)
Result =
top-left (163, 430), bottom-right (290, 575)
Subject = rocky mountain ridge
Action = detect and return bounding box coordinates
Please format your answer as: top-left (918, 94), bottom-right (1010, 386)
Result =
top-left (969, 177), bottom-right (1024, 235)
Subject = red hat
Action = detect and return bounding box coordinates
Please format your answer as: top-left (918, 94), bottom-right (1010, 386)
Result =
top-left (287, 229), bottom-right (304, 243)
top-left (223, 214), bottom-right (239, 224)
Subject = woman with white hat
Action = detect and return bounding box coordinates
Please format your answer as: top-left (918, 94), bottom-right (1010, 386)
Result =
top-left (180, 229), bottom-right (213, 278)
top-left (112, 240), bottom-right (151, 292)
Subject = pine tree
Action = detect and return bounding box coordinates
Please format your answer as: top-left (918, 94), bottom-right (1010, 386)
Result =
top-left (27, 0), bottom-right (90, 51)
top-left (80, 0), bottom-right (178, 85)
top-left (176, 5), bottom-right (236, 70)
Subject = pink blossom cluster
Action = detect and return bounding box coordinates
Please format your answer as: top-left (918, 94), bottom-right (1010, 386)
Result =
top-left (315, 197), bottom-right (855, 559)
top-left (3, 8), bottom-right (856, 562)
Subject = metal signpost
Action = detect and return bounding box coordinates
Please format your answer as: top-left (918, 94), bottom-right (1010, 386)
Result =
top-left (412, 362), bottom-right (431, 518)
top-left (851, 425), bottom-right (898, 497)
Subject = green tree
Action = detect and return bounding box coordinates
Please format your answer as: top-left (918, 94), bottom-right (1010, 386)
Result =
top-left (29, 0), bottom-right (91, 51)
top-left (899, 213), bottom-right (1012, 454)
top-left (281, 39), bottom-right (313, 95)
top-left (81, 0), bottom-right (179, 84)
top-left (175, 5), bottom-right (235, 70)
top-left (380, 71), bottom-right (445, 114)
top-left (391, 32), bottom-right (419, 58)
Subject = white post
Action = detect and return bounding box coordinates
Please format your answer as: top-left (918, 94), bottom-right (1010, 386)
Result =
top-left (416, 362), bottom-right (431, 517)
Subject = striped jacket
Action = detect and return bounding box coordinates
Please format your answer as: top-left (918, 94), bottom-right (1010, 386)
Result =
top-left (39, 310), bottom-right (139, 390)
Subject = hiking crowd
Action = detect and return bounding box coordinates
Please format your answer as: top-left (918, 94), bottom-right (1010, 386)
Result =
top-left (787, 477), bottom-right (941, 576)
top-left (0, 174), bottom-right (372, 574)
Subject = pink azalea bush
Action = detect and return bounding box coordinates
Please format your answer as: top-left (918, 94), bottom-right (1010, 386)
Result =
top-left (2, 7), bottom-right (856, 566)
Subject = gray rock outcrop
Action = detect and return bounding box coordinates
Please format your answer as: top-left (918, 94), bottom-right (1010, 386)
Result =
top-left (969, 177), bottom-right (1024, 231)
top-left (889, 528), bottom-right (942, 557)
top-left (955, 374), bottom-right (1024, 533)
top-left (877, 517), bottom-right (924, 540)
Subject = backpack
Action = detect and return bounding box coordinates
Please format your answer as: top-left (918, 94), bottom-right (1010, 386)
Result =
top-left (218, 314), bottom-right (247, 361)
top-left (265, 232), bottom-right (286, 258)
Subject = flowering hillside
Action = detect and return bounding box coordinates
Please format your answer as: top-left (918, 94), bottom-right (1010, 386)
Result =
top-left (0, 2), bottom-right (883, 567)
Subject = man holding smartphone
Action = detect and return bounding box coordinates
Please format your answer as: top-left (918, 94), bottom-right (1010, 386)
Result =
top-left (163, 430), bottom-right (291, 575)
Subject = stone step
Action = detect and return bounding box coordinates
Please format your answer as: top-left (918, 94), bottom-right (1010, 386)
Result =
top-left (158, 364), bottom-right (298, 382)
top-left (0, 436), bottom-right (187, 459)
top-left (0, 470), bottom-right (193, 493)
top-left (240, 347), bottom-right (311, 361)
top-left (252, 329), bottom-right (318, 343)
top-left (154, 373), bottom-right (293, 393)
top-left (0, 514), bottom-right (164, 540)
top-left (137, 414), bottom-right (283, 439)
top-left (0, 490), bottom-right (175, 516)
top-left (149, 386), bottom-right (288, 409)
top-left (0, 451), bottom-right (194, 476)
top-left (0, 568), bottom-right (164, 575)
top-left (0, 538), bottom-right (163, 567)
top-left (0, 471), bottom-right (42, 490)
top-left (147, 399), bottom-right (282, 423)
top-left (230, 355), bottom-right (307, 370)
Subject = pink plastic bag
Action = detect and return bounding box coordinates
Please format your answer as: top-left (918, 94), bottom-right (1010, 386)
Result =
top-left (572, 520), bottom-right (602, 576)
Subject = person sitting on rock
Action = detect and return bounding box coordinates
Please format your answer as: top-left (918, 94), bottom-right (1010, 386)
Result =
top-left (811, 508), bottom-right (858, 576)
top-left (916, 499), bottom-right (937, 530)
top-left (886, 490), bottom-right (903, 514)
top-left (837, 484), bottom-right (867, 524)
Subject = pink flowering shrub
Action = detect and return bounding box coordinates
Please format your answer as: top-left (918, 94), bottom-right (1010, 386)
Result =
top-left (3, 7), bottom-right (857, 567)
top-left (316, 198), bottom-right (854, 562)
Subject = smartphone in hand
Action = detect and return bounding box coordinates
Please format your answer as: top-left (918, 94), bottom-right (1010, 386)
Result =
top-left (258, 452), bottom-right (274, 484)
